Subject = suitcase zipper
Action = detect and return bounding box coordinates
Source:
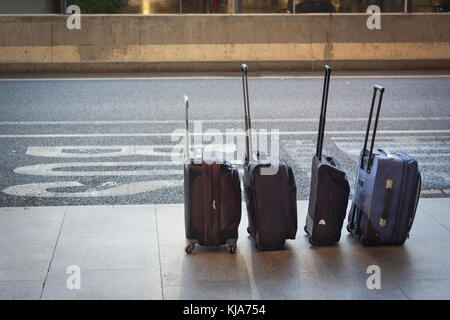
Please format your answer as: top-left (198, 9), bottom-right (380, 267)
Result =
top-left (391, 154), bottom-right (407, 243)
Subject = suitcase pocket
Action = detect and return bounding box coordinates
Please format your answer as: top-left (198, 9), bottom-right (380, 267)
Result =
top-left (219, 172), bottom-right (241, 231)
top-left (192, 175), bottom-right (207, 232)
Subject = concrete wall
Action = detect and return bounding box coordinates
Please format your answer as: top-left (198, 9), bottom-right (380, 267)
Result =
top-left (0, 13), bottom-right (449, 73)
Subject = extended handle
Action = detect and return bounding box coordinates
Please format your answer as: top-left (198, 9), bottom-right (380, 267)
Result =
top-left (184, 95), bottom-right (190, 161)
top-left (361, 85), bottom-right (385, 171)
top-left (316, 65), bottom-right (331, 160)
top-left (241, 64), bottom-right (253, 165)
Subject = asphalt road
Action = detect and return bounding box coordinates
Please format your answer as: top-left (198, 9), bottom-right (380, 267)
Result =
top-left (0, 73), bottom-right (449, 206)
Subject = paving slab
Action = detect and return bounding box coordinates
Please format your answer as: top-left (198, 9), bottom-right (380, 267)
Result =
top-left (278, 272), bottom-right (409, 300)
top-left (62, 205), bottom-right (157, 234)
top-left (49, 232), bottom-right (160, 272)
top-left (0, 281), bottom-right (43, 300)
top-left (0, 240), bottom-right (56, 281)
top-left (395, 278), bottom-right (450, 300)
top-left (42, 269), bottom-right (162, 300)
top-left (0, 207), bottom-right (65, 242)
top-left (0, 198), bottom-right (449, 300)
top-left (164, 280), bottom-right (286, 300)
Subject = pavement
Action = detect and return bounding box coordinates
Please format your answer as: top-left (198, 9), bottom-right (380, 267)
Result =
top-left (0, 198), bottom-right (449, 300)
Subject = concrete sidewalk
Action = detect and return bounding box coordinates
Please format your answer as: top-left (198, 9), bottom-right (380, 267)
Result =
top-left (0, 199), bottom-right (449, 300)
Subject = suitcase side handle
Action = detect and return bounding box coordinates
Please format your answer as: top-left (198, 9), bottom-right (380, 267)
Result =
top-left (241, 64), bottom-right (253, 165)
top-left (184, 95), bottom-right (190, 162)
top-left (316, 65), bottom-right (331, 160)
top-left (361, 85), bottom-right (385, 171)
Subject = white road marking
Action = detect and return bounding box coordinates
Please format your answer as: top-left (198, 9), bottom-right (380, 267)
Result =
top-left (2, 180), bottom-right (183, 198)
top-left (0, 75), bottom-right (449, 81)
top-left (26, 144), bottom-right (237, 158)
top-left (1, 129), bottom-right (449, 139)
top-left (14, 162), bottom-right (183, 177)
top-left (14, 161), bottom-right (245, 177)
top-left (0, 116), bottom-right (449, 126)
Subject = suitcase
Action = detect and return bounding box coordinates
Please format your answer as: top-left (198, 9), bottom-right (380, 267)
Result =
top-left (304, 65), bottom-right (350, 246)
top-left (346, 85), bottom-right (422, 246)
top-left (183, 96), bottom-right (242, 254)
top-left (241, 64), bottom-right (298, 251)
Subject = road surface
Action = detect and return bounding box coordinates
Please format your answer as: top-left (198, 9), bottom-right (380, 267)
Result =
top-left (0, 73), bottom-right (449, 206)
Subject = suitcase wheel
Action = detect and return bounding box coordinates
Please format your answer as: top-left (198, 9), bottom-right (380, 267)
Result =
top-left (185, 244), bottom-right (195, 254)
top-left (308, 237), bottom-right (314, 246)
top-left (360, 236), bottom-right (371, 247)
top-left (226, 244), bottom-right (236, 254)
top-left (304, 225), bottom-right (309, 235)
top-left (346, 224), bottom-right (352, 234)
top-left (247, 227), bottom-right (252, 235)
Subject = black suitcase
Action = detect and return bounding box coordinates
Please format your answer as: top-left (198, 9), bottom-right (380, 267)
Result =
top-left (183, 96), bottom-right (242, 254)
top-left (241, 64), bottom-right (298, 251)
top-left (304, 65), bottom-right (350, 246)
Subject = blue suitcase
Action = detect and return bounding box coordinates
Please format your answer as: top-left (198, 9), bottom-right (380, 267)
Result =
top-left (347, 85), bottom-right (422, 246)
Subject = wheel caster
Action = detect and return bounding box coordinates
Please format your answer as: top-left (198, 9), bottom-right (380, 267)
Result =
top-left (247, 227), bottom-right (252, 235)
top-left (360, 236), bottom-right (370, 247)
top-left (226, 244), bottom-right (236, 254)
top-left (304, 225), bottom-right (309, 235)
top-left (346, 224), bottom-right (352, 234)
top-left (185, 244), bottom-right (195, 254)
top-left (308, 237), bottom-right (314, 245)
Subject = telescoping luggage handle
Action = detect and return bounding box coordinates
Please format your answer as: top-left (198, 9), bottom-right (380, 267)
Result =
top-left (361, 85), bottom-right (385, 172)
top-left (184, 95), bottom-right (190, 162)
top-left (316, 65), bottom-right (331, 161)
top-left (241, 64), bottom-right (253, 166)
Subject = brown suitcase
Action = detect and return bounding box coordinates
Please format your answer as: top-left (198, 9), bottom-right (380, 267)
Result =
top-left (183, 96), bottom-right (242, 254)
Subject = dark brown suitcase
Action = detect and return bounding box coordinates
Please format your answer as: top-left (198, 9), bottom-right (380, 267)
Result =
top-left (183, 96), bottom-right (242, 254)
top-left (241, 65), bottom-right (298, 251)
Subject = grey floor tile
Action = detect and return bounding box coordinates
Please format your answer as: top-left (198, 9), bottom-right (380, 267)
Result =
top-left (0, 240), bottom-right (55, 281)
top-left (159, 243), bottom-right (274, 288)
top-left (164, 280), bottom-right (285, 300)
top-left (42, 269), bottom-right (162, 300)
top-left (279, 272), bottom-right (408, 300)
top-left (395, 278), bottom-right (450, 300)
top-left (62, 206), bottom-right (156, 234)
top-left (0, 207), bottom-right (65, 241)
top-left (407, 207), bottom-right (450, 240)
top-left (0, 281), bottom-right (43, 300)
top-left (371, 238), bottom-right (450, 281)
top-left (50, 232), bottom-right (160, 272)
top-left (419, 198), bottom-right (450, 232)
top-left (155, 204), bottom-right (186, 246)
